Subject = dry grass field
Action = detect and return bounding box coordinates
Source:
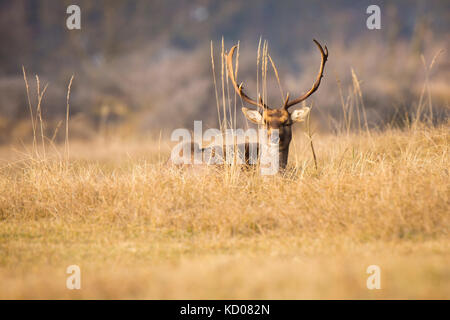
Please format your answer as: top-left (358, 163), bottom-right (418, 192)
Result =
top-left (0, 1), bottom-right (449, 301)
top-left (0, 121), bottom-right (448, 299)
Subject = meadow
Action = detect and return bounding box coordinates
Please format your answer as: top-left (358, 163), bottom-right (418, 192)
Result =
top-left (0, 120), bottom-right (448, 298)
top-left (0, 14), bottom-right (448, 298)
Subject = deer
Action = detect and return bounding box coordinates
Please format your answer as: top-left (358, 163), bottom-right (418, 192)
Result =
top-left (226, 39), bottom-right (328, 170)
top-left (169, 39), bottom-right (328, 173)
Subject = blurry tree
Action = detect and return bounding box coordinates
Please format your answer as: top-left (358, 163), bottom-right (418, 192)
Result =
top-left (0, 0), bottom-right (448, 139)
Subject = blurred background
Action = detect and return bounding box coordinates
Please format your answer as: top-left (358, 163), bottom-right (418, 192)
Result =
top-left (0, 0), bottom-right (448, 143)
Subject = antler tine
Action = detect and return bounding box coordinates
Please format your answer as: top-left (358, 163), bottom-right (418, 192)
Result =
top-left (226, 45), bottom-right (268, 110)
top-left (283, 92), bottom-right (290, 107)
top-left (284, 39), bottom-right (328, 109)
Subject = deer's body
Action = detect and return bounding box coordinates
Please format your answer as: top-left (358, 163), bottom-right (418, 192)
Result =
top-left (169, 141), bottom-right (261, 167)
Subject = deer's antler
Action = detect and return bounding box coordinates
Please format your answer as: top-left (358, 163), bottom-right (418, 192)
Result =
top-left (284, 39), bottom-right (328, 109)
top-left (226, 45), bottom-right (268, 111)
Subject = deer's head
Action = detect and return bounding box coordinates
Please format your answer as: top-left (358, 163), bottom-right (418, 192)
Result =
top-left (226, 39), bottom-right (328, 169)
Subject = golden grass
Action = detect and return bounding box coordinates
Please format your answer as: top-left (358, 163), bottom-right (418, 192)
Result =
top-left (0, 123), bottom-right (448, 299)
top-left (1, 44), bottom-right (448, 299)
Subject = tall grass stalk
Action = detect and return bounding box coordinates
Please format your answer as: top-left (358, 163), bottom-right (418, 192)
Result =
top-left (22, 67), bottom-right (37, 155)
top-left (65, 75), bottom-right (74, 162)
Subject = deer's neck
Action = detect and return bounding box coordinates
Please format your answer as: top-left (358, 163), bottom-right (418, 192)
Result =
top-left (278, 129), bottom-right (292, 169)
top-left (278, 145), bottom-right (290, 169)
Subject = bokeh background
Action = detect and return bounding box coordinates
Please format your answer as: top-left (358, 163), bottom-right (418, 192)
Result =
top-left (0, 0), bottom-right (448, 143)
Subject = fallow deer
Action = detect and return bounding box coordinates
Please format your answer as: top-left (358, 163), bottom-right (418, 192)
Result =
top-left (226, 39), bottom-right (328, 169)
top-left (169, 39), bottom-right (328, 172)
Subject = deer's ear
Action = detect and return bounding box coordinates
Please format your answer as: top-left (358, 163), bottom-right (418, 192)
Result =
top-left (242, 107), bottom-right (263, 124)
top-left (290, 107), bottom-right (310, 123)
